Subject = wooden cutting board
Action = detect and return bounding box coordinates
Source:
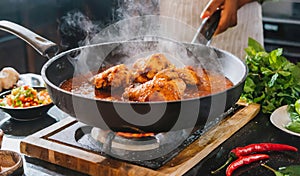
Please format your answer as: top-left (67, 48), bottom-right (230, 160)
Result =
top-left (20, 103), bottom-right (260, 176)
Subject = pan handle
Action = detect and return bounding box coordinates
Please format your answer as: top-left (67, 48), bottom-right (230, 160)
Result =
top-left (192, 9), bottom-right (221, 45)
top-left (0, 20), bottom-right (59, 58)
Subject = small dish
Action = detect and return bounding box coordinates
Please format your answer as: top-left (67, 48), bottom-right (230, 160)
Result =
top-left (0, 150), bottom-right (24, 176)
top-left (270, 105), bottom-right (300, 137)
top-left (0, 87), bottom-right (53, 121)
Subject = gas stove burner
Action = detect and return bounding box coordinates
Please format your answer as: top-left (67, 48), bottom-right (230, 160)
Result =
top-left (90, 127), bottom-right (160, 152)
top-left (74, 124), bottom-right (195, 162)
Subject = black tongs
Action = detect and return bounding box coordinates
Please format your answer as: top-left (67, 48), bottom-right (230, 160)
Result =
top-left (192, 9), bottom-right (221, 45)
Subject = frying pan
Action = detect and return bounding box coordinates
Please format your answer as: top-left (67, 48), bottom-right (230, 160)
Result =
top-left (0, 14), bottom-right (247, 133)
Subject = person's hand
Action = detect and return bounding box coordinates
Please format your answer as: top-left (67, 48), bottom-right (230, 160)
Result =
top-left (201, 0), bottom-right (255, 35)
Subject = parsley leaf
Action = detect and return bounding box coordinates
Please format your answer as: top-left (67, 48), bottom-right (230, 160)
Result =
top-left (241, 38), bottom-right (300, 114)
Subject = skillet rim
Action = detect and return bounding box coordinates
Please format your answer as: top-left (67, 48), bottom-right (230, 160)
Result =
top-left (41, 40), bottom-right (248, 105)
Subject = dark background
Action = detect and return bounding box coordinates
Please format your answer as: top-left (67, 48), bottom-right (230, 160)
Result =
top-left (0, 0), bottom-right (160, 74)
top-left (0, 0), bottom-right (117, 74)
top-left (0, 0), bottom-right (299, 74)
top-left (262, 1), bottom-right (300, 63)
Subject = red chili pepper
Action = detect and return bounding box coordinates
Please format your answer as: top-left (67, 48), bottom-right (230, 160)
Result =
top-left (211, 143), bottom-right (298, 174)
top-left (226, 154), bottom-right (269, 176)
top-left (230, 143), bottom-right (298, 157)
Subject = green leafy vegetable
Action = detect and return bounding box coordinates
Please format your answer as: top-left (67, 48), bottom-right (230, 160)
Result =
top-left (262, 164), bottom-right (300, 176)
top-left (294, 99), bottom-right (300, 115)
top-left (286, 121), bottom-right (300, 133)
top-left (286, 101), bottom-right (300, 133)
top-left (279, 165), bottom-right (300, 176)
top-left (241, 38), bottom-right (300, 114)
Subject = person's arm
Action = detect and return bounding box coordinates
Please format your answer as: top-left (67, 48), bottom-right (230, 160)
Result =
top-left (201, 0), bottom-right (257, 35)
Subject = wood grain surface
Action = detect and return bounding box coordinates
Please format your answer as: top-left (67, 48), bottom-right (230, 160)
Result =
top-left (20, 103), bottom-right (260, 176)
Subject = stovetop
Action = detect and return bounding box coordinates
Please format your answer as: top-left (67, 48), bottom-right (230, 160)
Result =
top-left (47, 121), bottom-right (205, 169)
top-left (41, 104), bottom-right (242, 170)
top-left (0, 107), bottom-right (61, 138)
top-left (1, 102), bottom-right (264, 176)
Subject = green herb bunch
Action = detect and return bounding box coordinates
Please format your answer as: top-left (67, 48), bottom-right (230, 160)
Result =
top-left (240, 38), bottom-right (300, 114)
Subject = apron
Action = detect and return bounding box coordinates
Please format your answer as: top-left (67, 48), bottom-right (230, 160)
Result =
top-left (159, 0), bottom-right (207, 42)
top-left (160, 0), bottom-right (207, 29)
top-left (159, 0), bottom-right (264, 59)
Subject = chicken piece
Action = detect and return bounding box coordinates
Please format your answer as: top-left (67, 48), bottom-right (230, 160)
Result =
top-left (153, 68), bottom-right (179, 80)
top-left (154, 67), bottom-right (200, 85)
top-left (123, 77), bottom-right (186, 102)
top-left (198, 68), bottom-right (233, 94)
top-left (153, 68), bottom-right (186, 95)
top-left (121, 67), bottom-right (199, 102)
top-left (177, 66), bottom-right (201, 85)
top-left (132, 53), bottom-right (173, 83)
top-left (196, 68), bottom-right (211, 93)
top-left (91, 64), bottom-right (132, 89)
top-left (0, 67), bottom-right (19, 90)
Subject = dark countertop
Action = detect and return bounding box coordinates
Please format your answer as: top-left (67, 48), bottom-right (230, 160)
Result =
top-left (1, 105), bottom-right (300, 176)
top-left (188, 111), bottom-right (300, 176)
top-left (0, 107), bottom-right (88, 176)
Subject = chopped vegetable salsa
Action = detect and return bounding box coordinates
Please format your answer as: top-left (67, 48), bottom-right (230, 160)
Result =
top-left (0, 85), bottom-right (52, 108)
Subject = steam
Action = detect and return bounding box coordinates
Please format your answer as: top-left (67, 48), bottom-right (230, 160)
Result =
top-left (57, 1), bottom-right (226, 96)
top-left (116, 0), bottom-right (160, 19)
top-left (56, 2), bottom-right (230, 162)
top-left (58, 10), bottom-right (101, 50)
top-left (57, 0), bottom-right (160, 49)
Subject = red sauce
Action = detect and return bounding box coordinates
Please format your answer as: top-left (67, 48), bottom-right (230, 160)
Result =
top-left (60, 67), bottom-right (233, 101)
